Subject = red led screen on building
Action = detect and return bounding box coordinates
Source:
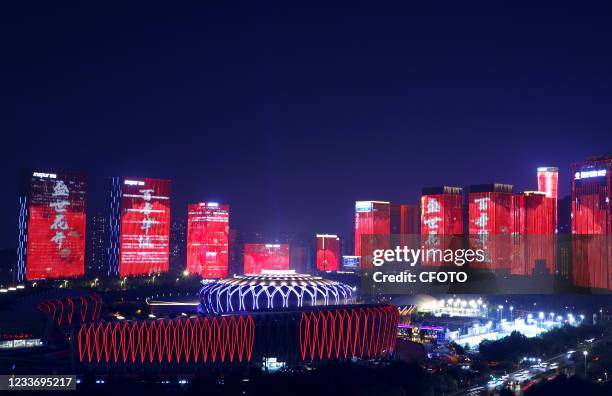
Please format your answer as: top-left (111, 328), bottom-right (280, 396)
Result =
top-left (316, 234), bottom-right (340, 272)
top-left (119, 177), bottom-right (171, 276)
top-left (537, 167), bottom-right (559, 231)
top-left (468, 190), bottom-right (514, 270)
top-left (511, 193), bottom-right (555, 275)
top-left (571, 160), bottom-right (611, 235)
top-left (400, 204), bottom-right (420, 235)
top-left (468, 192), bottom-right (514, 236)
top-left (187, 202), bottom-right (229, 278)
top-left (420, 194), bottom-right (463, 236)
top-left (390, 204), bottom-right (420, 248)
top-left (537, 168), bottom-right (558, 200)
top-left (420, 192), bottom-right (463, 266)
top-left (26, 171), bottom-right (87, 280)
top-left (571, 159), bottom-right (612, 290)
top-left (243, 244), bottom-right (289, 275)
top-left (354, 201), bottom-right (391, 267)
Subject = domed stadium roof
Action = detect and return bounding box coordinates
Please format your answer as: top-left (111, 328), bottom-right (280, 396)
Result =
top-left (199, 270), bottom-right (355, 314)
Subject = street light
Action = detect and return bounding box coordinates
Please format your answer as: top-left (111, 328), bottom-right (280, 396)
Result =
top-left (583, 351), bottom-right (588, 377)
top-left (510, 306), bottom-right (514, 321)
top-left (498, 305), bottom-right (504, 321)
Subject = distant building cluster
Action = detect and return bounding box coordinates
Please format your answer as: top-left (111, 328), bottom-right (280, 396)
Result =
top-left (352, 157), bottom-right (611, 290)
top-left (10, 155), bottom-right (612, 290)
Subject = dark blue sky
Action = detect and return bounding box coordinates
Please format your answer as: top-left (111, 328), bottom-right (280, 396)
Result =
top-left (1, 1), bottom-right (611, 247)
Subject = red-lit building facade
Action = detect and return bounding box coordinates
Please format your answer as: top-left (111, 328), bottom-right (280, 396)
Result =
top-left (420, 187), bottom-right (463, 266)
top-left (468, 184), bottom-right (514, 270)
top-left (537, 167), bottom-right (559, 232)
top-left (18, 171), bottom-right (87, 281)
top-left (354, 201), bottom-right (391, 269)
top-left (108, 177), bottom-right (171, 277)
top-left (316, 234), bottom-right (340, 272)
top-left (186, 202), bottom-right (229, 278)
top-left (243, 244), bottom-right (290, 274)
top-left (571, 157), bottom-right (612, 290)
top-left (512, 191), bottom-right (555, 275)
top-left (391, 204), bottom-right (420, 248)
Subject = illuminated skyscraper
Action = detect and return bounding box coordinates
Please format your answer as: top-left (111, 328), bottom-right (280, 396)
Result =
top-left (169, 218), bottom-right (187, 272)
top-left (420, 187), bottom-right (463, 266)
top-left (468, 183), bottom-right (514, 270)
top-left (228, 228), bottom-right (240, 275)
top-left (17, 170), bottom-right (87, 281)
top-left (108, 177), bottom-right (171, 277)
top-left (186, 202), bottom-right (229, 278)
top-left (86, 213), bottom-right (108, 276)
top-left (243, 243), bottom-right (290, 274)
top-left (571, 156), bottom-right (612, 290)
top-left (512, 191), bottom-right (555, 275)
top-left (316, 234), bottom-right (340, 272)
top-left (354, 201), bottom-right (390, 270)
top-left (537, 166), bottom-right (559, 232)
top-left (391, 203), bottom-right (420, 248)
top-left (421, 187), bottom-right (463, 235)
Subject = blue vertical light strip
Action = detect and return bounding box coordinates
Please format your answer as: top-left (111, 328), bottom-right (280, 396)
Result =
top-left (107, 177), bottom-right (121, 277)
top-left (16, 196), bottom-right (28, 282)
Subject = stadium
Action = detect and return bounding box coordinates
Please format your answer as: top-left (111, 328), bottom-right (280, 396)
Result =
top-left (74, 271), bottom-right (399, 371)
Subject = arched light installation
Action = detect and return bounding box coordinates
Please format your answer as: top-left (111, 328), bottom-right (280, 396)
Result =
top-left (199, 272), bottom-right (354, 314)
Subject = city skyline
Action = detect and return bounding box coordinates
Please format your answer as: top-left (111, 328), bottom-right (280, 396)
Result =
top-left (11, 157), bottom-right (609, 288)
top-left (2, 2), bottom-right (612, 248)
top-left (0, 158), bottom-right (599, 250)
top-left (1, 3), bottom-right (611, 394)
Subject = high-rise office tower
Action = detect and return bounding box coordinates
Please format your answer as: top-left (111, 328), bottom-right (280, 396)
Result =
top-left (108, 177), bottom-right (171, 277)
top-left (243, 243), bottom-right (290, 274)
top-left (468, 183), bottom-right (514, 270)
top-left (228, 228), bottom-right (240, 275)
top-left (537, 167), bottom-right (559, 232)
top-left (512, 191), bottom-right (555, 275)
top-left (391, 203), bottom-right (420, 248)
top-left (169, 218), bottom-right (187, 272)
top-left (354, 201), bottom-right (390, 268)
top-left (316, 234), bottom-right (340, 272)
top-left (571, 156), bottom-right (612, 290)
top-left (17, 170), bottom-right (87, 281)
top-left (86, 213), bottom-right (108, 276)
top-left (421, 187), bottom-right (463, 266)
top-left (186, 202), bottom-right (229, 278)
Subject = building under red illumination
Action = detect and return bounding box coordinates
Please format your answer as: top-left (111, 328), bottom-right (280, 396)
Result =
top-left (186, 202), bottom-right (229, 278)
top-left (354, 201), bottom-right (390, 268)
top-left (537, 167), bottom-right (559, 232)
top-left (391, 204), bottom-right (420, 248)
top-left (108, 177), bottom-right (171, 277)
top-left (20, 171), bottom-right (87, 281)
top-left (316, 234), bottom-right (340, 272)
top-left (512, 191), bottom-right (555, 275)
top-left (420, 187), bottom-right (463, 266)
top-left (468, 184), bottom-right (514, 270)
top-left (571, 157), bottom-right (612, 290)
top-left (243, 243), bottom-right (290, 274)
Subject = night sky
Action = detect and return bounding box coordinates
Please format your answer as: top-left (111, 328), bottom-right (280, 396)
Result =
top-left (2, 2), bottom-right (611, 247)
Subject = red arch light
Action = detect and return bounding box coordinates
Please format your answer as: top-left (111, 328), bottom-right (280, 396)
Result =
top-left (77, 316), bottom-right (255, 364)
top-left (299, 305), bottom-right (398, 361)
